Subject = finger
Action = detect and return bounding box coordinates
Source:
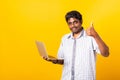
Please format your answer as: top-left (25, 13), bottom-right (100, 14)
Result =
top-left (90, 22), bottom-right (94, 28)
top-left (52, 59), bottom-right (58, 64)
top-left (42, 56), bottom-right (48, 60)
top-left (47, 58), bottom-right (52, 61)
top-left (86, 27), bottom-right (90, 32)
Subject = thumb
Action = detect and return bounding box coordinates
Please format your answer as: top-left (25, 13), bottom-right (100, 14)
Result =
top-left (90, 22), bottom-right (94, 28)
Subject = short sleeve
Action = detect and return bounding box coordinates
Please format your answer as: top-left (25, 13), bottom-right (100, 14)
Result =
top-left (57, 40), bottom-right (64, 59)
top-left (92, 37), bottom-right (100, 54)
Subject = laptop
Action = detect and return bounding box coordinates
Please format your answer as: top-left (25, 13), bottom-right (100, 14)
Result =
top-left (35, 41), bottom-right (56, 60)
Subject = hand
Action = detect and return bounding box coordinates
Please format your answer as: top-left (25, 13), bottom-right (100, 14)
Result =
top-left (86, 22), bottom-right (98, 38)
top-left (42, 56), bottom-right (58, 64)
top-left (42, 56), bottom-right (51, 61)
top-left (50, 59), bottom-right (58, 64)
top-left (42, 56), bottom-right (47, 60)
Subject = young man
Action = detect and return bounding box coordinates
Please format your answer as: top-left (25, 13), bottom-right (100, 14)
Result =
top-left (43, 10), bottom-right (109, 80)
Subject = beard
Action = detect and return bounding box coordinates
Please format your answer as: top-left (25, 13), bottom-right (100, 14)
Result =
top-left (70, 26), bottom-right (83, 34)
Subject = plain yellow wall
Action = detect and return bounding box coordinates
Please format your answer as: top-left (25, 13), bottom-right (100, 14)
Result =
top-left (0, 0), bottom-right (120, 80)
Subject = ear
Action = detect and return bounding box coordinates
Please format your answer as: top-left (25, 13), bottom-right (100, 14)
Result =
top-left (80, 20), bottom-right (83, 24)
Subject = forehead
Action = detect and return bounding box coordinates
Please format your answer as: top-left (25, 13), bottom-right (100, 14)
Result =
top-left (67, 17), bottom-right (79, 22)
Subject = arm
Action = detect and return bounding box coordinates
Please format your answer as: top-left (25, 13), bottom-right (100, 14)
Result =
top-left (52, 59), bottom-right (64, 65)
top-left (86, 23), bottom-right (109, 57)
top-left (43, 57), bottom-right (64, 65)
top-left (43, 37), bottom-right (64, 64)
top-left (93, 32), bottom-right (109, 57)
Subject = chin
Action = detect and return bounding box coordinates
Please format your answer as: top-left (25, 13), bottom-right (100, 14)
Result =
top-left (72, 31), bottom-right (78, 34)
top-left (73, 31), bottom-right (80, 34)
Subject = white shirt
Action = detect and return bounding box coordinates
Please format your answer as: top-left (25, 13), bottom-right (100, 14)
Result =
top-left (57, 29), bottom-right (100, 80)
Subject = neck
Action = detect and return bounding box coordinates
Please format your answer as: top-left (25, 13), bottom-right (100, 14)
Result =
top-left (73, 32), bottom-right (80, 38)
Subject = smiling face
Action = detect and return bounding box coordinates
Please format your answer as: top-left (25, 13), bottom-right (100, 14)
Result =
top-left (67, 17), bottom-right (82, 34)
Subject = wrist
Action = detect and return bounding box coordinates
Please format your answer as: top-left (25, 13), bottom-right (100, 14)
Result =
top-left (93, 32), bottom-right (99, 38)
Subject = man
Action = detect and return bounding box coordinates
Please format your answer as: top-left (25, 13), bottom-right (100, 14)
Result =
top-left (43, 10), bottom-right (109, 80)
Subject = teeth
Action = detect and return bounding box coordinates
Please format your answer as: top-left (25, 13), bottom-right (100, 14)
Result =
top-left (72, 27), bottom-right (77, 29)
top-left (72, 28), bottom-right (77, 31)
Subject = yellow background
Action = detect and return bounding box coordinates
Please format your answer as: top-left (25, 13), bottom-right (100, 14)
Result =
top-left (0, 0), bottom-right (120, 80)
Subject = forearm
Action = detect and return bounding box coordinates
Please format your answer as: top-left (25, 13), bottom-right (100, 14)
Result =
top-left (94, 34), bottom-right (109, 57)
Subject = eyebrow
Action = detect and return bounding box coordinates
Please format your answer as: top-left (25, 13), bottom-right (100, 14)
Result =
top-left (68, 20), bottom-right (79, 23)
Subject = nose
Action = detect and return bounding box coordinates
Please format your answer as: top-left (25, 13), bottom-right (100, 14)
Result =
top-left (70, 23), bottom-right (75, 28)
top-left (70, 22), bottom-right (75, 27)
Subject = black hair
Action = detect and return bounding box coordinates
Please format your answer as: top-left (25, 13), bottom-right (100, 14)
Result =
top-left (65, 10), bottom-right (82, 23)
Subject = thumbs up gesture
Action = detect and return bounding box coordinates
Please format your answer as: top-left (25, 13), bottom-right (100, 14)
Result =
top-left (86, 22), bottom-right (98, 38)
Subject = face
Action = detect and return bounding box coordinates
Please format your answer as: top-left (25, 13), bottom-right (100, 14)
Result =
top-left (67, 18), bottom-right (82, 34)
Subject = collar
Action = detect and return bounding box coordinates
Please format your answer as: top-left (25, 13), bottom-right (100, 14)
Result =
top-left (67, 28), bottom-right (85, 39)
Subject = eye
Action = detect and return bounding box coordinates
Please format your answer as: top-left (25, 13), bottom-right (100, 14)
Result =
top-left (68, 22), bottom-right (72, 25)
top-left (73, 21), bottom-right (78, 24)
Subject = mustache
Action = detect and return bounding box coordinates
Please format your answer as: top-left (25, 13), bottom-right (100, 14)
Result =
top-left (70, 27), bottom-right (77, 30)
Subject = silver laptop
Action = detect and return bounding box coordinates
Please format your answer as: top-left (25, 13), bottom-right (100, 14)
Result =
top-left (35, 41), bottom-right (56, 59)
